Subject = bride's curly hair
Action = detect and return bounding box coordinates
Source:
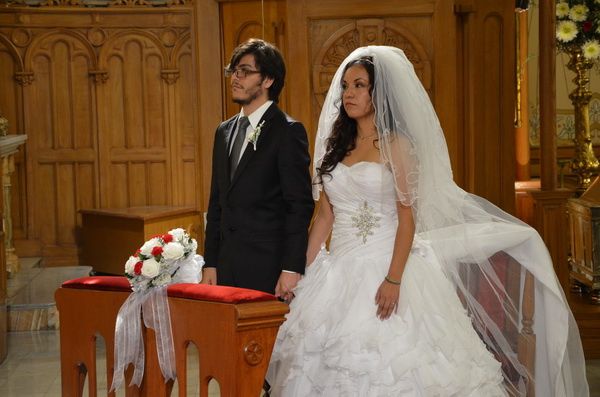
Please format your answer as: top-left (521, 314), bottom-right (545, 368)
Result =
top-left (316, 56), bottom-right (375, 186)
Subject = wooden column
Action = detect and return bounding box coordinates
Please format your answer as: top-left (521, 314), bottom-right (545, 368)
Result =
top-left (0, 238), bottom-right (5, 365)
top-left (539, 0), bottom-right (557, 191)
top-left (3, 155), bottom-right (19, 275)
top-left (515, 9), bottom-right (530, 181)
top-left (194, 0), bottom-right (223, 233)
top-left (516, 1), bottom-right (575, 293)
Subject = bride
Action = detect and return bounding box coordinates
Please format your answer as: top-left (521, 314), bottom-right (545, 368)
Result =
top-left (266, 46), bottom-right (588, 396)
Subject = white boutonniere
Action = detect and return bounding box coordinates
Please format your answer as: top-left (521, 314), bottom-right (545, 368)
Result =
top-left (247, 120), bottom-right (266, 151)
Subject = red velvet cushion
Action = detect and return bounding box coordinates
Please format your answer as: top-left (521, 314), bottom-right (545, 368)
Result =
top-left (62, 276), bottom-right (131, 292)
top-left (167, 284), bottom-right (275, 304)
top-left (61, 277), bottom-right (276, 304)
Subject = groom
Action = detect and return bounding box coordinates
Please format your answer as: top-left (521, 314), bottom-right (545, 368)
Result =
top-left (202, 39), bottom-right (314, 298)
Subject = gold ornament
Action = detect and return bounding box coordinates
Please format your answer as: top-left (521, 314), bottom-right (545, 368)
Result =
top-left (567, 46), bottom-right (600, 191)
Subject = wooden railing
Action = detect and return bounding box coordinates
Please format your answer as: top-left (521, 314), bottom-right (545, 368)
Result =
top-left (55, 277), bottom-right (288, 397)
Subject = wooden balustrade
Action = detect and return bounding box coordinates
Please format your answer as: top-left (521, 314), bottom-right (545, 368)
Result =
top-left (55, 277), bottom-right (288, 397)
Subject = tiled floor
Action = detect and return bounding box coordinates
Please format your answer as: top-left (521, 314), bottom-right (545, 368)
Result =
top-left (7, 258), bottom-right (90, 331)
top-left (0, 330), bottom-right (597, 396)
top-left (0, 330), bottom-right (223, 396)
top-left (0, 260), bottom-right (597, 396)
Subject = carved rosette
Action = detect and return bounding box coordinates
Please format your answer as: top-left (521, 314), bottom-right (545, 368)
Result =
top-left (313, 19), bottom-right (432, 109)
top-left (11, 28), bottom-right (32, 48)
top-left (87, 28), bottom-right (107, 47)
top-left (160, 28), bottom-right (178, 47)
top-left (243, 340), bottom-right (264, 366)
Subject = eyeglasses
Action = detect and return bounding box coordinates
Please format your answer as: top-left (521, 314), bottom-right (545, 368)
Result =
top-left (224, 67), bottom-right (262, 79)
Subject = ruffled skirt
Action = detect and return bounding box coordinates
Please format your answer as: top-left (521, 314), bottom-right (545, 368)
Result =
top-left (266, 241), bottom-right (507, 396)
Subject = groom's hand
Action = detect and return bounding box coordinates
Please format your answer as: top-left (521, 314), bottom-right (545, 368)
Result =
top-left (275, 271), bottom-right (300, 302)
top-left (201, 267), bottom-right (217, 285)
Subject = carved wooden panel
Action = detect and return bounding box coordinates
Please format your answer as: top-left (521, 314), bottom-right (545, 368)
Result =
top-left (310, 17), bottom-right (432, 124)
top-left (97, 31), bottom-right (170, 208)
top-left (282, 1), bottom-right (440, 165)
top-left (172, 35), bottom-right (199, 206)
top-left (0, 7), bottom-right (198, 265)
top-left (2, 1), bottom-right (193, 6)
top-left (24, 30), bottom-right (98, 262)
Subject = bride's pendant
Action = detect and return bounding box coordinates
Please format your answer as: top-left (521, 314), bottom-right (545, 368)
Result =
top-left (351, 201), bottom-right (380, 243)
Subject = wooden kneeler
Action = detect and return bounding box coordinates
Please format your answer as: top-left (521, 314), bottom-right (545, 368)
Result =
top-left (56, 277), bottom-right (289, 397)
top-left (55, 276), bottom-right (131, 397)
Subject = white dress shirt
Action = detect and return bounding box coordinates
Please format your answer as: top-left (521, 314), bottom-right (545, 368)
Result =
top-left (229, 100), bottom-right (273, 161)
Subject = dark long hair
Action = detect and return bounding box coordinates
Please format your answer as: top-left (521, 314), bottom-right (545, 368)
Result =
top-left (316, 56), bottom-right (375, 185)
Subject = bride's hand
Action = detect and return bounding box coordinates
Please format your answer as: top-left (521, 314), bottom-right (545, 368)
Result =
top-left (375, 279), bottom-right (400, 320)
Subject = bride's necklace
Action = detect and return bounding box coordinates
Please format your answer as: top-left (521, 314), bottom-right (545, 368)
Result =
top-left (357, 131), bottom-right (377, 140)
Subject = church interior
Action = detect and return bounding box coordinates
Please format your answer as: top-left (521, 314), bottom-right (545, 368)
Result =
top-left (0, 0), bottom-right (599, 395)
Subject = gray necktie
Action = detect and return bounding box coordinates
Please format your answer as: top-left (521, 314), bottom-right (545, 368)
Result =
top-left (230, 116), bottom-right (250, 179)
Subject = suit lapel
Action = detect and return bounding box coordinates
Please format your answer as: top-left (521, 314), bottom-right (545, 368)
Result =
top-left (229, 103), bottom-right (279, 189)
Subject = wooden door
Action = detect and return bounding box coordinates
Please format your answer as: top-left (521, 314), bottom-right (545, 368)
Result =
top-left (220, 0), bottom-right (288, 120)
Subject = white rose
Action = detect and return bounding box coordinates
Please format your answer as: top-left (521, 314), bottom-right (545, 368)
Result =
top-left (141, 258), bottom-right (160, 278)
top-left (124, 256), bottom-right (138, 275)
top-left (169, 228), bottom-right (186, 241)
top-left (139, 237), bottom-right (160, 256)
top-left (162, 242), bottom-right (185, 261)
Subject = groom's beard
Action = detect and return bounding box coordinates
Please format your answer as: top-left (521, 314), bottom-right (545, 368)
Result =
top-left (232, 81), bottom-right (263, 106)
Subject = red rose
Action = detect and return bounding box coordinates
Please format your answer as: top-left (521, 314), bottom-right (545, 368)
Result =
top-left (134, 261), bottom-right (143, 275)
top-left (584, 21), bottom-right (593, 32)
top-left (162, 233), bottom-right (173, 243)
top-left (151, 246), bottom-right (163, 256)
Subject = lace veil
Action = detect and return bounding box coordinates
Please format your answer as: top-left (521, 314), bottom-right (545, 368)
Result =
top-left (313, 46), bottom-right (588, 396)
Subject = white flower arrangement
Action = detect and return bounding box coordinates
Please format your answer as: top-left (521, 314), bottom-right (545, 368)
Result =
top-left (556, 1), bottom-right (600, 60)
top-left (124, 227), bottom-right (201, 293)
top-left (113, 227), bottom-right (204, 391)
top-left (247, 120), bottom-right (266, 151)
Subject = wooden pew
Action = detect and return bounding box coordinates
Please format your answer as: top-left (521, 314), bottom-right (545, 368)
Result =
top-left (55, 277), bottom-right (289, 397)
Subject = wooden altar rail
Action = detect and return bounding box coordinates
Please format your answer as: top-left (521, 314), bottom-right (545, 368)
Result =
top-left (55, 277), bottom-right (289, 397)
top-left (501, 255), bottom-right (536, 397)
top-left (463, 252), bottom-right (536, 396)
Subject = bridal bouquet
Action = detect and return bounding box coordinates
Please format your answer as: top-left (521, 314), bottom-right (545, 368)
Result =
top-left (556, 1), bottom-right (600, 59)
top-left (124, 228), bottom-right (200, 292)
top-left (112, 228), bottom-right (204, 391)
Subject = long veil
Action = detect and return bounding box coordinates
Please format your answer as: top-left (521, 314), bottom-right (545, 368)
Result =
top-left (313, 46), bottom-right (588, 396)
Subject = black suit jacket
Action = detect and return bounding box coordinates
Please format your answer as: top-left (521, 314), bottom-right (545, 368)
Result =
top-left (204, 103), bottom-right (314, 293)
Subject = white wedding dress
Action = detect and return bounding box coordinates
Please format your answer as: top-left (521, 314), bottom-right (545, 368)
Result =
top-left (267, 162), bottom-right (507, 396)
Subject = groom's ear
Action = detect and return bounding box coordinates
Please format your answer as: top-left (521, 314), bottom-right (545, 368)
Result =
top-left (262, 76), bottom-right (274, 89)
